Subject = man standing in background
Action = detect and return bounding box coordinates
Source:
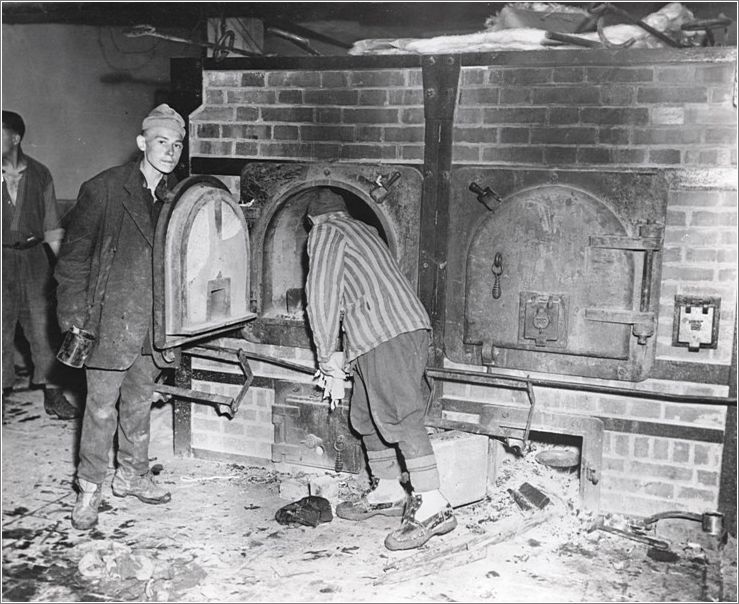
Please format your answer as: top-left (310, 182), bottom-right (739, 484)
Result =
top-left (2, 110), bottom-right (78, 420)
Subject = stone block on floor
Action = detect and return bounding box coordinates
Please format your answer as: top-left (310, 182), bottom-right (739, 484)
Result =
top-left (308, 474), bottom-right (341, 504)
top-left (430, 429), bottom-right (493, 508)
top-left (278, 476), bottom-right (309, 501)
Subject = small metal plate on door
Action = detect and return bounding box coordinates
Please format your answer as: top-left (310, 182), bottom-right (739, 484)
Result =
top-left (519, 292), bottom-right (568, 349)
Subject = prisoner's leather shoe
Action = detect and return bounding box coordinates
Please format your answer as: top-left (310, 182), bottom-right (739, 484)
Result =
top-left (71, 479), bottom-right (102, 530)
top-left (112, 469), bottom-right (171, 504)
top-left (384, 493), bottom-right (457, 550)
top-left (44, 388), bottom-right (80, 420)
top-left (335, 477), bottom-right (406, 521)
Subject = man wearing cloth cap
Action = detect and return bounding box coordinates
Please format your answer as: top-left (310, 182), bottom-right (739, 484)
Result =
top-left (305, 187), bottom-right (457, 550)
top-left (55, 104), bottom-right (185, 530)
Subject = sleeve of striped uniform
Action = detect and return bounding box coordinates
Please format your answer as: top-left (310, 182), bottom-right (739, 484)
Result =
top-left (306, 223), bottom-right (346, 364)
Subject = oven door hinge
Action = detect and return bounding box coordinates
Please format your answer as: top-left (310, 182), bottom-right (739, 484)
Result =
top-left (587, 222), bottom-right (663, 345)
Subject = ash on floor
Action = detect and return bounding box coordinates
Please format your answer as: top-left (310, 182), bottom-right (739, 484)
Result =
top-left (2, 387), bottom-right (736, 603)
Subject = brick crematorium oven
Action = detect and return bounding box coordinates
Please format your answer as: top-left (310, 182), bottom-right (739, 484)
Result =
top-left (153, 45), bottom-right (737, 526)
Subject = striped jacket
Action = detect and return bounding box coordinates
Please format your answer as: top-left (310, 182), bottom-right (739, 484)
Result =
top-left (305, 212), bottom-right (430, 363)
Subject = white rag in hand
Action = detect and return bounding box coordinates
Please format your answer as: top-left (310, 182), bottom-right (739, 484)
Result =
top-left (313, 371), bottom-right (346, 410)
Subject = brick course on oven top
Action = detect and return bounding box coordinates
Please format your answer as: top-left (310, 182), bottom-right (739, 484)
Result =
top-left (180, 47), bottom-right (737, 517)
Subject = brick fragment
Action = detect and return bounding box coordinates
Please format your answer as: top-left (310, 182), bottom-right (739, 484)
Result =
top-left (672, 441), bottom-right (691, 463)
top-left (600, 86), bottom-right (635, 105)
top-left (384, 127), bottom-right (425, 143)
top-left (459, 87), bottom-right (500, 105)
top-left (648, 149), bottom-right (681, 164)
top-left (262, 107), bottom-right (314, 122)
top-left (321, 72), bottom-right (349, 88)
top-left (483, 107), bottom-right (547, 124)
top-left (587, 67), bottom-right (654, 82)
top-left (499, 127), bottom-right (529, 144)
top-left (351, 70), bottom-right (406, 87)
top-left (531, 127), bottom-right (596, 145)
top-left (241, 72), bottom-right (265, 86)
top-left (581, 107), bottom-right (649, 125)
top-left (482, 146), bottom-right (543, 163)
top-left (452, 145), bottom-right (481, 162)
top-left (267, 71), bottom-right (320, 87)
top-left (454, 127), bottom-right (497, 144)
top-left (500, 88), bottom-right (532, 105)
top-left (533, 86), bottom-right (600, 105)
top-left (236, 107), bottom-right (259, 121)
top-left (301, 125), bottom-right (355, 142)
top-left (227, 90), bottom-right (275, 104)
top-left (637, 87), bottom-right (708, 104)
top-left (359, 90), bottom-right (388, 106)
top-left (344, 108), bottom-right (399, 124)
top-left (630, 460), bottom-right (693, 482)
top-left (304, 89), bottom-right (358, 105)
top-left (401, 108), bottom-right (425, 124)
top-left (197, 124), bottom-right (220, 138)
top-left (502, 68), bottom-right (552, 85)
top-left (234, 141), bottom-right (258, 156)
top-left (543, 147), bottom-right (576, 165)
top-left (277, 90), bottom-right (302, 104)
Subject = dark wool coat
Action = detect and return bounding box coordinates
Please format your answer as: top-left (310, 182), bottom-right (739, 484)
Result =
top-left (55, 161), bottom-right (171, 370)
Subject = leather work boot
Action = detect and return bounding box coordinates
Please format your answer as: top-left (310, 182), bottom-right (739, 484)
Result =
top-left (384, 492), bottom-right (457, 551)
top-left (335, 477), bottom-right (407, 521)
top-left (71, 478), bottom-right (103, 530)
top-left (112, 469), bottom-right (171, 504)
top-left (44, 387), bottom-right (81, 420)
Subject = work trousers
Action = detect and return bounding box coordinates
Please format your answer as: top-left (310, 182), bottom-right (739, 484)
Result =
top-left (2, 246), bottom-right (61, 389)
top-left (350, 329), bottom-right (440, 492)
top-left (78, 351), bottom-right (160, 485)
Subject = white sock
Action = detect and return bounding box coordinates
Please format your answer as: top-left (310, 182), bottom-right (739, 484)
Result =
top-left (367, 478), bottom-right (405, 503)
top-left (414, 489), bottom-right (450, 520)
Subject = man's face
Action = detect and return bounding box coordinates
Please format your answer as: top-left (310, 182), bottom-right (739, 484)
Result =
top-left (136, 126), bottom-right (183, 175)
top-left (2, 126), bottom-right (20, 158)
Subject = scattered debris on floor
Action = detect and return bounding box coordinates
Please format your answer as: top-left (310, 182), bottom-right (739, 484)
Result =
top-left (2, 390), bottom-right (736, 602)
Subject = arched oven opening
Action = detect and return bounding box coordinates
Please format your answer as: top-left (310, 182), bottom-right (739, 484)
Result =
top-left (246, 185), bottom-right (394, 350)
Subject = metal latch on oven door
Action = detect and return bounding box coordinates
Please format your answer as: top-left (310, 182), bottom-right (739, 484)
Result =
top-left (586, 222), bottom-right (664, 345)
top-left (520, 292), bottom-right (568, 349)
top-left (358, 171), bottom-right (402, 203)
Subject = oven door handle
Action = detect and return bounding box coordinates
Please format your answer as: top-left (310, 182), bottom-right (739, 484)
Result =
top-left (154, 349), bottom-right (254, 418)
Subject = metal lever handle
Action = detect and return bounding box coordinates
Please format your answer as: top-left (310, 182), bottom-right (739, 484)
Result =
top-left (370, 171), bottom-right (402, 203)
top-left (491, 252), bottom-right (503, 299)
top-left (469, 182), bottom-right (502, 211)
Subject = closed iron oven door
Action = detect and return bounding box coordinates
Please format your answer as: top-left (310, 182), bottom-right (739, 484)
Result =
top-left (153, 175), bottom-right (256, 353)
top-left (445, 167), bottom-right (668, 382)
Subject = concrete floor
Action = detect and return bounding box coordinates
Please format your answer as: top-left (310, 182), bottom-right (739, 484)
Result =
top-left (2, 380), bottom-right (737, 603)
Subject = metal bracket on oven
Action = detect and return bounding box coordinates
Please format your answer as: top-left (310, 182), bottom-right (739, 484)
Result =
top-left (588, 223), bottom-right (664, 345)
top-left (154, 348), bottom-right (254, 418)
top-left (370, 171), bottom-right (402, 203)
top-left (584, 308), bottom-right (656, 345)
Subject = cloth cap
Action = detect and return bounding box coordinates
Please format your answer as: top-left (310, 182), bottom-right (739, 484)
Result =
top-left (141, 104), bottom-right (186, 138)
top-left (306, 188), bottom-right (348, 218)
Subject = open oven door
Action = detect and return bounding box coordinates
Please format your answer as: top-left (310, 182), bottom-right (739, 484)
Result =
top-left (152, 176), bottom-right (256, 416)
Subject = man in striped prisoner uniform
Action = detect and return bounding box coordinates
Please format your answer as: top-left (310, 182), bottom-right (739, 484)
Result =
top-left (305, 187), bottom-right (457, 551)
